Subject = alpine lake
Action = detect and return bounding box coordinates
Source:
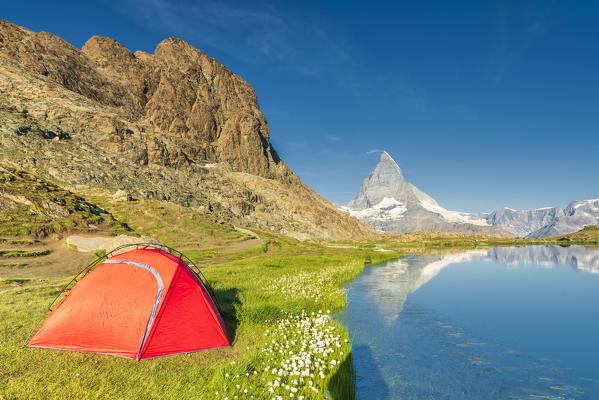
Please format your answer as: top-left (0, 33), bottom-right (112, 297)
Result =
top-left (336, 245), bottom-right (599, 399)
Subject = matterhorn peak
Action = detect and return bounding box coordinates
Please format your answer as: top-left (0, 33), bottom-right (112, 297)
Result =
top-left (343, 150), bottom-right (509, 237)
top-left (380, 150), bottom-right (395, 163)
top-left (377, 150), bottom-right (402, 175)
top-left (346, 151), bottom-right (409, 209)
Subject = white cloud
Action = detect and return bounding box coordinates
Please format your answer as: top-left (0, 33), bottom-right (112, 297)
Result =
top-left (324, 134), bottom-right (342, 142)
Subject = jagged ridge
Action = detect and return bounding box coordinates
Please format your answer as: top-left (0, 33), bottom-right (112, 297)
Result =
top-left (0, 19), bottom-right (376, 240)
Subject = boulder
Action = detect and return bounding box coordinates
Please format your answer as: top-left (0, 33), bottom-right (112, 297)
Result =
top-left (67, 235), bottom-right (165, 255)
top-left (113, 189), bottom-right (131, 201)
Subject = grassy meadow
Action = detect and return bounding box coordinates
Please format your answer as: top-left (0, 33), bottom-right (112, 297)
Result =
top-left (0, 210), bottom-right (401, 399)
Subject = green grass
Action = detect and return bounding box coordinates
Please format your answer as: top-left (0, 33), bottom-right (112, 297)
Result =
top-left (0, 223), bottom-right (32, 236)
top-left (0, 163), bottom-right (131, 237)
top-left (0, 249), bottom-right (50, 258)
top-left (93, 249), bottom-right (107, 259)
top-left (0, 238), bottom-right (34, 245)
top-left (326, 226), bottom-right (599, 251)
top-left (85, 197), bottom-right (251, 250)
top-left (0, 241), bottom-right (401, 399)
top-left (555, 225), bottom-right (599, 243)
top-left (182, 248), bottom-right (220, 262)
top-left (1, 277), bottom-right (35, 285)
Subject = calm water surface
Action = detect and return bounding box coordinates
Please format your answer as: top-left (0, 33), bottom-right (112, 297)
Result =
top-left (336, 245), bottom-right (599, 399)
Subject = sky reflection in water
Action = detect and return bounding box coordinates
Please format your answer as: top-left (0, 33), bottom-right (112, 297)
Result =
top-left (336, 245), bottom-right (599, 399)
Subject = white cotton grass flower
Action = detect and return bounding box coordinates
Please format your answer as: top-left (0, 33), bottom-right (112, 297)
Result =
top-left (216, 300), bottom-right (352, 397)
top-left (266, 262), bottom-right (360, 303)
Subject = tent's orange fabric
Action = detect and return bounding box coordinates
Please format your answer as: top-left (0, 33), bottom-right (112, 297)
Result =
top-left (27, 248), bottom-right (229, 360)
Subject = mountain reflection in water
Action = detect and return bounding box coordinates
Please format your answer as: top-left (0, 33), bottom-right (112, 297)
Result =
top-left (338, 245), bottom-right (599, 400)
top-left (364, 245), bottom-right (599, 324)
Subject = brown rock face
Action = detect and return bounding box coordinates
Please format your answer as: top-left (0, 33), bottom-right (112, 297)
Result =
top-left (0, 21), bottom-right (278, 176)
top-left (0, 19), bottom-right (375, 240)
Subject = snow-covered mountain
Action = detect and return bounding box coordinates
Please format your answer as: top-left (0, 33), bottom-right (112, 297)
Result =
top-left (485, 207), bottom-right (564, 237)
top-left (339, 152), bottom-right (512, 237)
top-left (484, 199), bottom-right (599, 237)
top-left (339, 151), bottom-right (599, 238)
top-left (525, 199), bottom-right (599, 237)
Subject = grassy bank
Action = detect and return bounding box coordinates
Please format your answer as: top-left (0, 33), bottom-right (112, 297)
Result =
top-left (329, 226), bottom-right (599, 251)
top-left (0, 239), bottom-right (400, 399)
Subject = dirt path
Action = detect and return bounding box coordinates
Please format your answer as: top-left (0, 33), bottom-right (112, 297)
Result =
top-left (220, 226), bottom-right (262, 253)
top-left (0, 224), bottom-right (263, 281)
top-left (0, 238), bottom-right (94, 279)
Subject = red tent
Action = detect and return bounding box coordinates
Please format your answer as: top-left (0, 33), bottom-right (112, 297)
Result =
top-left (27, 247), bottom-right (229, 360)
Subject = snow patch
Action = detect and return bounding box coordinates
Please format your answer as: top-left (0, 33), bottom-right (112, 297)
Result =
top-left (340, 197), bottom-right (407, 221)
top-left (502, 206), bottom-right (556, 212)
top-left (419, 199), bottom-right (490, 226)
top-left (573, 199), bottom-right (599, 208)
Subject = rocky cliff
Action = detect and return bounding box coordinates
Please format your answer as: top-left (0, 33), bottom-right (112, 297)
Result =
top-left (485, 200), bottom-right (599, 238)
top-left (0, 20), bottom-right (375, 240)
top-left (525, 200), bottom-right (599, 238)
top-left (485, 207), bottom-right (564, 237)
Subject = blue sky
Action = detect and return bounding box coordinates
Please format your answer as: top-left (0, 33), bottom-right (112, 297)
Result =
top-left (4, 1), bottom-right (598, 212)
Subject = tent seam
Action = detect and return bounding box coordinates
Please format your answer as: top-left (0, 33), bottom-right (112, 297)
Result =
top-left (137, 263), bottom-right (183, 359)
top-left (102, 259), bottom-right (164, 361)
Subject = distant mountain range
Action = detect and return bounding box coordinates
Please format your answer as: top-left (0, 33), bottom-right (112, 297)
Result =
top-left (339, 151), bottom-right (599, 238)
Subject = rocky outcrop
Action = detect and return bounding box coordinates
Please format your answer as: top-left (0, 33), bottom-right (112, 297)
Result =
top-left (485, 200), bottom-right (599, 238)
top-left (347, 152), bottom-right (442, 211)
top-left (486, 207), bottom-right (565, 237)
top-left (0, 21), bottom-right (279, 176)
top-left (0, 19), bottom-right (375, 241)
